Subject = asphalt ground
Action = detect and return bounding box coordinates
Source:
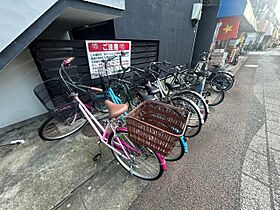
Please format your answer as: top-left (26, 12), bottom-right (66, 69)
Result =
top-left (129, 53), bottom-right (264, 209)
top-left (2, 51), bottom-right (279, 210)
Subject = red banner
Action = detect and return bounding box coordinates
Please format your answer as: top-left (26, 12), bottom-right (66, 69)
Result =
top-left (217, 16), bottom-right (241, 41)
top-left (87, 42), bottom-right (130, 52)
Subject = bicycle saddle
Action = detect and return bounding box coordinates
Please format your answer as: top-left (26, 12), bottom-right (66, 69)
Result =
top-left (138, 92), bottom-right (157, 102)
top-left (145, 83), bottom-right (160, 94)
top-left (104, 100), bottom-right (128, 119)
top-left (165, 82), bottom-right (180, 90)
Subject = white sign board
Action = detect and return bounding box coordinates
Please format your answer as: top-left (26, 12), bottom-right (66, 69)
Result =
top-left (85, 40), bottom-right (131, 79)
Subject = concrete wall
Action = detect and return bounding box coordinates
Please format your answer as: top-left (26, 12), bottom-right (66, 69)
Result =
top-left (192, 1), bottom-right (221, 65)
top-left (0, 25), bottom-right (73, 128)
top-left (0, 0), bottom-right (59, 53)
top-left (83, 0), bottom-right (125, 10)
top-left (114, 0), bottom-right (199, 65)
top-left (0, 49), bottom-right (47, 128)
top-left (0, 0), bottom-right (124, 53)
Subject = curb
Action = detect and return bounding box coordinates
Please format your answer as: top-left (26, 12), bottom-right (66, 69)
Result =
top-left (226, 56), bottom-right (248, 76)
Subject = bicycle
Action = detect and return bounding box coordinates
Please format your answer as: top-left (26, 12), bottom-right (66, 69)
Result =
top-left (79, 53), bottom-right (145, 112)
top-left (208, 64), bottom-right (235, 92)
top-left (34, 79), bottom-right (91, 141)
top-left (83, 54), bottom-right (188, 162)
top-left (151, 61), bottom-right (209, 123)
top-left (139, 63), bottom-right (204, 138)
top-left (59, 57), bottom-right (166, 180)
top-left (179, 54), bottom-right (225, 106)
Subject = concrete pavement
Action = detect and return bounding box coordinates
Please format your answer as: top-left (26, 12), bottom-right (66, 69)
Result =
top-left (1, 50), bottom-right (280, 210)
top-left (130, 50), bottom-right (280, 210)
top-left (240, 50), bottom-right (280, 210)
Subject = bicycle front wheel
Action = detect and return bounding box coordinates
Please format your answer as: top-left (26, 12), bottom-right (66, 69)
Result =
top-left (39, 105), bottom-right (87, 141)
top-left (108, 129), bottom-right (164, 181)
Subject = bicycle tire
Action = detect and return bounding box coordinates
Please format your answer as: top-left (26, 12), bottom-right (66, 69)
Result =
top-left (108, 129), bottom-right (164, 181)
top-left (204, 83), bottom-right (225, 106)
top-left (170, 96), bottom-right (203, 138)
top-left (165, 138), bottom-right (185, 161)
top-left (222, 72), bottom-right (235, 91)
top-left (39, 111), bottom-right (87, 141)
top-left (115, 83), bottom-right (136, 109)
top-left (174, 90), bottom-right (209, 123)
top-left (181, 72), bottom-right (198, 86)
top-left (210, 73), bottom-right (234, 92)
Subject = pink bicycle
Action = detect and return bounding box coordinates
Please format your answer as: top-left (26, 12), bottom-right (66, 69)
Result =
top-left (59, 57), bottom-right (166, 180)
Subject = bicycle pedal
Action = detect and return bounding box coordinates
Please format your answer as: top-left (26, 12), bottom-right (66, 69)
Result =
top-left (92, 153), bottom-right (101, 161)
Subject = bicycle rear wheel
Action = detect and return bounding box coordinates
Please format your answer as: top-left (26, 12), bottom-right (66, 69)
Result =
top-left (39, 103), bottom-right (87, 141)
top-left (175, 90), bottom-right (209, 123)
top-left (210, 73), bottom-right (234, 92)
top-left (170, 97), bottom-right (203, 138)
top-left (165, 138), bottom-right (185, 161)
top-left (108, 129), bottom-right (164, 181)
top-left (204, 83), bottom-right (225, 106)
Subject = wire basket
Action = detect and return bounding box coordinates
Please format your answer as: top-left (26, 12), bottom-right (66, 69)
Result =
top-left (33, 79), bottom-right (83, 122)
top-left (126, 100), bottom-right (189, 156)
top-left (34, 79), bottom-right (71, 111)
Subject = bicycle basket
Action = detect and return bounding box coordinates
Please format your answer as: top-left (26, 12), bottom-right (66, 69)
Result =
top-left (126, 100), bottom-right (189, 156)
top-left (33, 79), bottom-right (72, 111)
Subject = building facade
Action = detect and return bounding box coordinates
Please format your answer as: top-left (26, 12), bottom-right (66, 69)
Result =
top-left (0, 0), bottom-right (125, 128)
top-left (0, 0), bottom-right (220, 128)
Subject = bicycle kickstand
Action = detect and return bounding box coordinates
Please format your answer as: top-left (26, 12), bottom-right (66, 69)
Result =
top-left (92, 141), bottom-right (102, 161)
top-left (124, 162), bottom-right (133, 182)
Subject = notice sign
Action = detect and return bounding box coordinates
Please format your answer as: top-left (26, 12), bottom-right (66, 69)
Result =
top-left (85, 40), bottom-right (131, 79)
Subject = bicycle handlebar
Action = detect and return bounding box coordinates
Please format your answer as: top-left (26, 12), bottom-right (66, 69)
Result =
top-left (147, 68), bottom-right (159, 75)
top-left (75, 84), bottom-right (103, 92)
top-left (151, 60), bottom-right (171, 66)
top-left (63, 57), bottom-right (75, 66)
top-left (129, 66), bottom-right (145, 73)
top-left (110, 77), bottom-right (131, 85)
top-left (90, 86), bottom-right (103, 92)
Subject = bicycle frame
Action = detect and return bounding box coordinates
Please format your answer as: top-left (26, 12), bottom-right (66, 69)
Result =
top-left (76, 93), bottom-right (167, 170)
top-left (198, 77), bottom-right (207, 96)
top-left (74, 95), bottom-right (132, 159)
top-left (156, 78), bottom-right (169, 99)
top-left (57, 58), bottom-right (168, 176)
top-left (107, 87), bottom-right (127, 121)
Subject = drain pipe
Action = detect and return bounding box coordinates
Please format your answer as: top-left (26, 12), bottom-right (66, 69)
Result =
top-left (189, 0), bottom-right (203, 68)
